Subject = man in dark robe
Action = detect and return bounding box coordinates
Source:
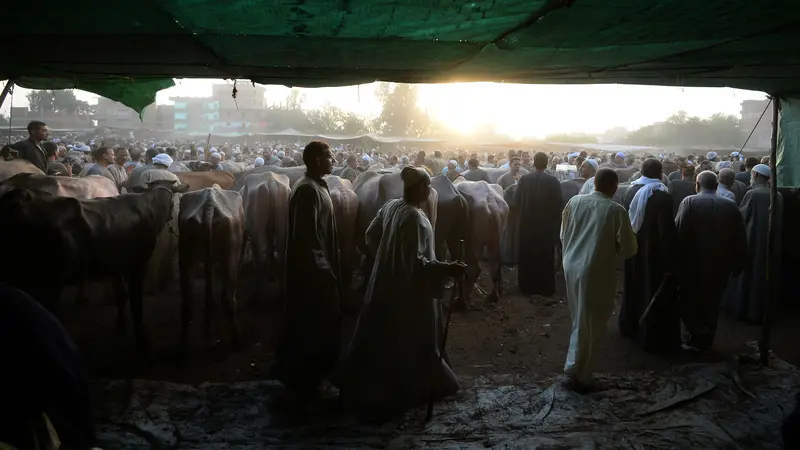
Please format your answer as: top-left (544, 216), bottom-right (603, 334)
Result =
top-left (668, 163), bottom-right (697, 216)
top-left (619, 159), bottom-right (680, 354)
top-left (561, 159), bottom-right (595, 204)
top-left (276, 140), bottom-right (343, 401)
top-left (733, 164), bottom-right (783, 323)
top-left (735, 157), bottom-right (759, 187)
top-left (515, 152), bottom-right (563, 296)
top-left (676, 171), bottom-right (746, 350)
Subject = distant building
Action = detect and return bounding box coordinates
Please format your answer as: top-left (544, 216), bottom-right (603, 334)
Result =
top-left (172, 82), bottom-right (269, 134)
top-left (740, 99), bottom-right (773, 149)
top-left (10, 107), bottom-right (93, 130)
top-left (95, 98), bottom-right (174, 131)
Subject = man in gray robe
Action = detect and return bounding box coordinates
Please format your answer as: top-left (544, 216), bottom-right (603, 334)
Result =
top-left (733, 164), bottom-right (783, 323)
top-left (276, 141), bottom-right (343, 401)
top-left (463, 158), bottom-right (492, 183)
top-left (338, 167), bottom-right (464, 416)
top-left (497, 156), bottom-right (522, 190)
top-left (676, 171), bottom-right (746, 350)
top-left (668, 163), bottom-right (697, 216)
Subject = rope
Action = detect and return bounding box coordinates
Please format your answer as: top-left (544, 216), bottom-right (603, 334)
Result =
top-left (7, 82), bottom-right (13, 145)
top-left (738, 97), bottom-right (773, 154)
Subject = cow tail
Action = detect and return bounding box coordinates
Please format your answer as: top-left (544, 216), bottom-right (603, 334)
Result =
top-left (204, 200), bottom-right (215, 303)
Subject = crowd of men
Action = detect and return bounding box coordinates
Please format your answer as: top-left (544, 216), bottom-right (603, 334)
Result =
top-left (0, 120), bottom-right (797, 448)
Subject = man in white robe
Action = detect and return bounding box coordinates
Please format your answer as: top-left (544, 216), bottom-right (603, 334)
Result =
top-left (561, 168), bottom-right (638, 392)
top-left (338, 166), bottom-right (465, 416)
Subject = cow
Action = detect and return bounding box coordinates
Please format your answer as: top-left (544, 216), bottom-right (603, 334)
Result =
top-left (452, 180), bottom-right (509, 303)
top-left (233, 165), bottom-right (306, 191)
top-left (463, 167), bottom-right (529, 184)
top-left (353, 168), bottom-right (438, 265)
top-left (0, 173), bottom-right (117, 200)
top-left (0, 181), bottom-right (186, 350)
top-left (176, 171), bottom-right (236, 191)
top-left (324, 175), bottom-right (359, 291)
top-left (178, 186), bottom-right (245, 352)
top-left (137, 170), bottom-right (185, 295)
top-left (430, 174), bottom-right (469, 263)
top-left (240, 171), bottom-right (291, 301)
top-left (0, 159), bottom-right (44, 183)
top-left (500, 183), bottom-right (519, 265)
top-left (0, 174), bottom-right (120, 304)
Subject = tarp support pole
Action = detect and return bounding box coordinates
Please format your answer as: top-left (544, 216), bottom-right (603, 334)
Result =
top-left (760, 95), bottom-right (780, 366)
top-left (0, 80), bottom-right (15, 111)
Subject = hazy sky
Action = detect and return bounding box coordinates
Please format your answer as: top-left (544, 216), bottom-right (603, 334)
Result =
top-left (3, 79), bottom-right (766, 139)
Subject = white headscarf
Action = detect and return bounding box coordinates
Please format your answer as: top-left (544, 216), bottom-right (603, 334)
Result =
top-left (629, 176), bottom-right (668, 233)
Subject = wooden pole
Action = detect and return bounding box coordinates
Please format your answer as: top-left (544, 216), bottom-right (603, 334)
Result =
top-left (0, 80), bottom-right (14, 111)
top-left (760, 96), bottom-right (780, 366)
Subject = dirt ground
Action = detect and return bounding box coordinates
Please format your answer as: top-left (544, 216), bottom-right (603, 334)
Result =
top-left (61, 264), bottom-right (800, 383)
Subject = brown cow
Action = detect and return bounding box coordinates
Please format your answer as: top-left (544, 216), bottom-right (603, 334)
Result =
top-left (176, 171), bottom-right (236, 191)
top-left (0, 159), bottom-right (44, 183)
top-left (0, 173), bottom-right (117, 199)
top-left (324, 175), bottom-right (359, 288)
top-left (453, 179), bottom-right (509, 303)
top-left (240, 171), bottom-right (290, 300)
top-left (178, 186), bottom-right (244, 351)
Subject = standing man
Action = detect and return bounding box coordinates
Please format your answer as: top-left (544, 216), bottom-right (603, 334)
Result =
top-left (340, 155), bottom-right (359, 182)
top-left (128, 148), bottom-right (159, 190)
top-left (619, 159), bottom-right (680, 354)
top-left (43, 142), bottom-right (69, 176)
top-left (668, 163), bottom-right (697, 215)
top-left (733, 164), bottom-right (783, 323)
top-left (125, 148), bottom-right (144, 173)
top-left (463, 158), bottom-right (492, 183)
top-left (736, 157), bottom-right (759, 187)
top-left (515, 152), bottom-right (563, 296)
top-left (11, 120), bottom-right (49, 172)
top-left (277, 141), bottom-right (343, 402)
top-left (80, 146), bottom-right (116, 184)
top-left (676, 171), bottom-right (746, 350)
top-left (497, 156), bottom-right (522, 190)
top-left (108, 147), bottom-right (130, 193)
top-left (561, 169), bottom-right (637, 392)
top-left (564, 158), bottom-right (595, 201)
top-left (716, 168), bottom-right (737, 202)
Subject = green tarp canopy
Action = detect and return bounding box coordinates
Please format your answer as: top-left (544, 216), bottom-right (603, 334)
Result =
top-left (3, 0), bottom-right (800, 113)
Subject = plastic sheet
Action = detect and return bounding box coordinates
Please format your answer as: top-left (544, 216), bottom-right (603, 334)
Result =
top-left (94, 347), bottom-right (799, 449)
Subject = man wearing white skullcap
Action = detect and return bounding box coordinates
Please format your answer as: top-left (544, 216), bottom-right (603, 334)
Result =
top-left (577, 159), bottom-right (600, 195)
top-left (152, 153), bottom-right (173, 168)
top-left (613, 152), bottom-right (627, 168)
top-left (254, 157), bottom-right (265, 167)
top-left (706, 151), bottom-right (718, 162)
top-left (731, 162), bottom-right (783, 324)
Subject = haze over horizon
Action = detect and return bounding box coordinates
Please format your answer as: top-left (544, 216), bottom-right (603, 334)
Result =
top-left (3, 79), bottom-right (767, 140)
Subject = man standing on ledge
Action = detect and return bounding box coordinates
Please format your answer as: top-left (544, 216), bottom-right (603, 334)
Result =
top-left (515, 152), bottom-right (563, 296)
top-left (277, 141), bottom-right (343, 403)
top-left (10, 121), bottom-right (49, 172)
top-left (561, 168), bottom-right (637, 392)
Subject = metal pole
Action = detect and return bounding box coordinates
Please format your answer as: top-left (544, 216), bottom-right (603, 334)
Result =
top-left (0, 80), bottom-right (14, 111)
top-left (760, 96), bottom-right (780, 366)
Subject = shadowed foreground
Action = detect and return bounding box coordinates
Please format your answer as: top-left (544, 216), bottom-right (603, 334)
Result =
top-left (94, 344), bottom-right (797, 449)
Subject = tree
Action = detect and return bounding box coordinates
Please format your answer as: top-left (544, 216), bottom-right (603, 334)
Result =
top-left (625, 111), bottom-right (744, 148)
top-left (373, 83), bottom-right (437, 137)
top-left (306, 103), bottom-right (371, 135)
top-left (26, 89), bottom-right (93, 115)
top-left (285, 88), bottom-right (305, 111)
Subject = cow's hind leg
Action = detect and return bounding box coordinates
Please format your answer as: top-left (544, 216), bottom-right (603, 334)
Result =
top-left (178, 257), bottom-right (194, 353)
top-left (126, 272), bottom-right (149, 351)
top-left (112, 276), bottom-right (129, 336)
top-left (222, 260), bottom-right (242, 350)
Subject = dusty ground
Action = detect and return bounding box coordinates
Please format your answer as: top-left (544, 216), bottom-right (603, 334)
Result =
top-left (61, 265), bottom-right (800, 383)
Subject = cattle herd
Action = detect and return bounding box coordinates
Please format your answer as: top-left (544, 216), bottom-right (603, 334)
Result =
top-left (0, 159), bottom-right (512, 355)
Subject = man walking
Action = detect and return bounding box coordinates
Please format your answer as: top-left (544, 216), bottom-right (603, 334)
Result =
top-left (561, 169), bottom-right (637, 392)
top-left (676, 170), bottom-right (746, 350)
top-left (515, 152), bottom-right (563, 296)
top-left (277, 141), bottom-right (343, 402)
